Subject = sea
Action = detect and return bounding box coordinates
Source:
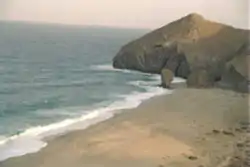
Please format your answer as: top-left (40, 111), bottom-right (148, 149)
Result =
top-left (0, 21), bottom-right (183, 161)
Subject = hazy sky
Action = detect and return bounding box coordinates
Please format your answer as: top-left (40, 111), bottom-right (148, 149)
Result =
top-left (0, 0), bottom-right (249, 29)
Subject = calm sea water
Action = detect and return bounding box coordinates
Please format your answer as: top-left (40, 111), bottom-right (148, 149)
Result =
top-left (0, 22), bottom-right (171, 160)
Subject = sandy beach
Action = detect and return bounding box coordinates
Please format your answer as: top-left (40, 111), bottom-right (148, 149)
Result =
top-left (0, 88), bottom-right (249, 167)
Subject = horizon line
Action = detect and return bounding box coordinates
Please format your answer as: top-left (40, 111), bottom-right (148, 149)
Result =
top-left (0, 19), bottom-right (154, 30)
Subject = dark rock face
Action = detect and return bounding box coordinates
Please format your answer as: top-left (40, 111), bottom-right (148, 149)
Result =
top-left (113, 44), bottom-right (176, 74)
top-left (218, 54), bottom-right (249, 92)
top-left (112, 13), bottom-right (250, 92)
top-left (113, 42), bottom-right (191, 77)
top-left (187, 69), bottom-right (214, 88)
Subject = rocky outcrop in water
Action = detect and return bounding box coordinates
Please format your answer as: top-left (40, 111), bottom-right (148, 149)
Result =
top-left (113, 13), bottom-right (249, 92)
top-left (161, 69), bottom-right (174, 88)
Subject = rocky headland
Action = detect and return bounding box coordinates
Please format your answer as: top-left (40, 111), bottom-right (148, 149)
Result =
top-left (113, 13), bottom-right (249, 92)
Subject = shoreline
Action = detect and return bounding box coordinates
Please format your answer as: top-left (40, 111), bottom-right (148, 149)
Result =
top-left (0, 75), bottom-right (177, 162)
top-left (1, 87), bottom-right (249, 167)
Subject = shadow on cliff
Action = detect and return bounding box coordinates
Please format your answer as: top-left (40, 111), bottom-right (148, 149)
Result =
top-left (175, 25), bottom-right (249, 93)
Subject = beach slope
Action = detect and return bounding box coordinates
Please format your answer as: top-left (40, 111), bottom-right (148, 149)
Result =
top-left (1, 88), bottom-right (249, 167)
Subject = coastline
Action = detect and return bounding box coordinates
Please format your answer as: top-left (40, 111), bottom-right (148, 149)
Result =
top-left (1, 87), bottom-right (248, 167)
top-left (0, 71), bottom-right (174, 162)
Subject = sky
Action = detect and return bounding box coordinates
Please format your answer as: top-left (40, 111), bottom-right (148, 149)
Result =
top-left (0, 0), bottom-right (249, 29)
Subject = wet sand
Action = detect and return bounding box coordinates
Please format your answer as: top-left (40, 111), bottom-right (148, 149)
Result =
top-left (1, 88), bottom-right (249, 167)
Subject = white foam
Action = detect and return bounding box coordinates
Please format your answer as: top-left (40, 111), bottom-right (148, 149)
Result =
top-left (91, 64), bottom-right (133, 73)
top-left (172, 77), bottom-right (186, 83)
top-left (0, 69), bottom-right (169, 162)
top-left (91, 64), bottom-right (158, 76)
top-left (0, 109), bottom-right (114, 161)
top-left (0, 136), bottom-right (6, 145)
top-left (129, 77), bottom-right (186, 88)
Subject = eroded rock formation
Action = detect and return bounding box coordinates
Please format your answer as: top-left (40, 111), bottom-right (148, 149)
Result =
top-left (113, 13), bottom-right (249, 92)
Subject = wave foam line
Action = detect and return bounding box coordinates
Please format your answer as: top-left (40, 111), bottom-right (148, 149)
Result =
top-left (90, 64), bottom-right (133, 73)
top-left (91, 64), bottom-right (155, 76)
top-left (0, 75), bottom-right (169, 162)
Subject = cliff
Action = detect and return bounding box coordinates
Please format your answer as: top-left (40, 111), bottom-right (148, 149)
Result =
top-left (113, 13), bottom-right (249, 92)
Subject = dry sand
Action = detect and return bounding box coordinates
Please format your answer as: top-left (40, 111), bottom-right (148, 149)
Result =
top-left (0, 88), bottom-right (249, 167)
